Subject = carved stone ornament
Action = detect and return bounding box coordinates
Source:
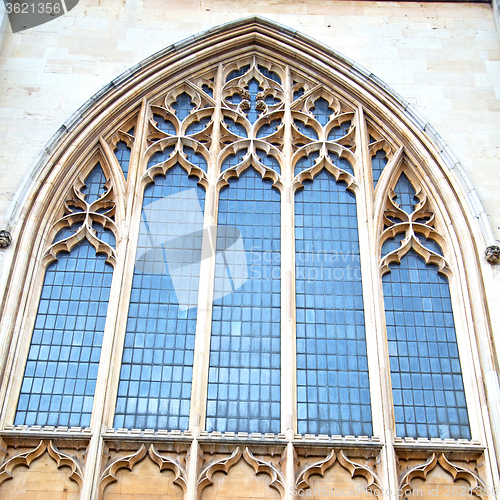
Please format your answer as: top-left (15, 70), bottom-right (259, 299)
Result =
top-left (295, 449), bottom-right (383, 496)
top-left (99, 443), bottom-right (188, 499)
top-left (0, 439), bottom-right (84, 488)
top-left (0, 230), bottom-right (12, 248)
top-left (485, 245), bottom-right (500, 263)
top-left (398, 453), bottom-right (487, 500)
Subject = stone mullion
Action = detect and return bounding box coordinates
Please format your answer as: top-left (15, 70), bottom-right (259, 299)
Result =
top-left (355, 106), bottom-right (397, 500)
top-left (282, 65), bottom-right (297, 500)
top-left (186, 64), bottom-right (224, 500)
top-left (84, 99), bottom-right (151, 500)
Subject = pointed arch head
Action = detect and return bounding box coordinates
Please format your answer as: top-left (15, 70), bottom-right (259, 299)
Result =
top-left (5, 17), bottom-right (492, 264)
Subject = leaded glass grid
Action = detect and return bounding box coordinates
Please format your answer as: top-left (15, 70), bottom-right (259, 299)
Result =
top-left (15, 241), bottom-right (113, 427)
top-left (206, 168), bottom-right (281, 434)
top-left (114, 166), bottom-right (205, 430)
top-left (295, 169), bottom-right (372, 436)
top-left (382, 251), bottom-right (471, 439)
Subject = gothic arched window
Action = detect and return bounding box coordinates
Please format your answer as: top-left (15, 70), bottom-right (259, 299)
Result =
top-left (0, 18), bottom-right (497, 500)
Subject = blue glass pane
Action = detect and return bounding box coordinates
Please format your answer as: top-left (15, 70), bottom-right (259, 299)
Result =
top-left (257, 119), bottom-right (282, 138)
top-left (153, 114), bottom-right (176, 135)
top-left (312, 98), bottom-right (332, 127)
top-left (294, 120), bottom-right (318, 140)
top-left (224, 117), bottom-right (247, 137)
top-left (381, 233), bottom-right (405, 256)
top-left (183, 146), bottom-right (207, 172)
top-left (221, 149), bottom-right (247, 172)
top-left (328, 121), bottom-right (351, 141)
top-left (81, 164), bottom-right (107, 204)
top-left (295, 151), bottom-right (320, 177)
top-left (15, 241), bottom-right (113, 427)
top-left (226, 65), bottom-right (250, 82)
top-left (114, 166), bottom-right (205, 430)
top-left (383, 251), bottom-right (471, 439)
top-left (115, 141), bottom-right (131, 180)
top-left (186, 117), bottom-right (211, 135)
top-left (256, 149), bottom-right (280, 175)
top-left (148, 146), bottom-right (175, 169)
top-left (201, 84), bottom-right (213, 98)
top-left (53, 223), bottom-right (81, 243)
top-left (206, 168), bottom-right (281, 434)
top-left (257, 65), bottom-right (281, 84)
top-left (329, 153), bottom-right (353, 175)
top-left (127, 127), bottom-right (135, 136)
top-left (371, 150), bottom-right (388, 187)
top-left (295, 170), bottom-right (372, 436)
top-left (93, 222), bottom-right (116, 248)
top-left (394, 173), bottom-right (418, 214)
top-left (172, 93), bottom-right (195, 122)
top-left (293, 87), bottom-right (305, 100)
top-left (416, 233), bottom-right (444, 256)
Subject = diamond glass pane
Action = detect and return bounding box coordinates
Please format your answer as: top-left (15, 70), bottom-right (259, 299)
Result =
top-left (206, 168), bottom-right (281, 434)
top-left (383, 251), bottom-right (471, 439)
top-left (371, 150), bottom-right (388, 187)
top-left (114, 141), bottom-right (132, 180)
top-left (295, 169), bottom-right (372, 436)
top-left (15, 241), bottom-right (113, 427)
top-left (257, 119), bottom-right (282, 138)
top-left (186, 117), bottom-right (211, 135)
top-left (114, 165), bottom-right (205, 430)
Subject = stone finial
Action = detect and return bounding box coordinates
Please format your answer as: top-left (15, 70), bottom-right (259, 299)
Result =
top-left (0, 230), bottom-right (12, 248)
top-left (485, 245), bottom-right (500, 263)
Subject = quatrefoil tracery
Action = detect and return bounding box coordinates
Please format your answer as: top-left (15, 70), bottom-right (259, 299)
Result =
top-left (45, 164), bottom-right (118, 267)
top-left (380, 168), bottom-right (449, 276)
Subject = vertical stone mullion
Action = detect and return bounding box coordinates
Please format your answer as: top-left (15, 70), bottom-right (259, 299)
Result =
top-left (186, 63), bottom-right (224, 500)
top-left (85, 98), bottom-right (151, 500)
top-left (282, 65), bottom-right (297, 500)
top-left (355, 105), bottom-right (398, 500)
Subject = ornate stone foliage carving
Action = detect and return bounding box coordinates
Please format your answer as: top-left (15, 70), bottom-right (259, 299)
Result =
top-left (379, 160), bottom-right (449, 276)
top-left (0, 230), bottom-right (12, 248)
top-left (398, 453), bottom-right (487, 500)
top-left (295, 448), bottom-right (383, 496)
top-left (0, 439), bottom-right (84, 488)
top-left (485, 245), bottom-right (500, 263)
